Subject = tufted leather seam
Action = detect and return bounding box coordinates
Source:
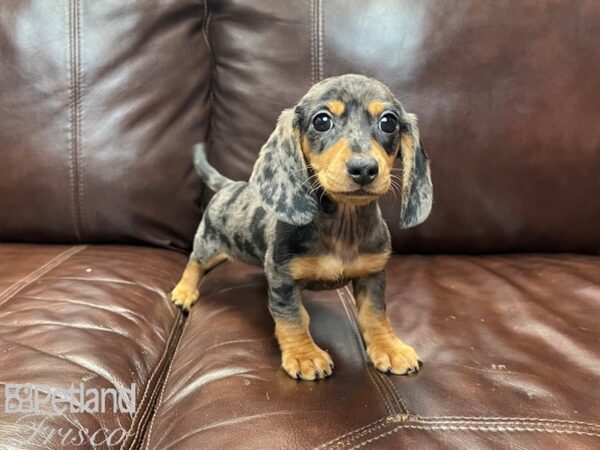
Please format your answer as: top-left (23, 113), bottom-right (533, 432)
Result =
top-left (346, 423), bottom-right (600, 450)
top-left (66, 1), bottom-right (79, 241)
top-left (68, 0), bottom-right (87, 241)
top-left (0, 246), bottom-right (86, 309)
top-left (120, 312), bottom-right (185, 449)
top-left (317, 0), bottom-right (323, 81)
top-left (311, 0), bottom-right (323, 83)
top-left (415, 416), bottom-right (600, 428)
top-left (143, 317), bottom-right (190, 450)
top-left (198, 0), bottom-right (213, 209)
top-left (343, 285), bottom-right (409, 415)
top-left (322, 415), bottom-right (600, 449)
top-left (310, 0), bottom-right (316, 84)
top-left (336, 288), bottom-right (394, 416)
top-left (314, 416), bottom-right (390, 450)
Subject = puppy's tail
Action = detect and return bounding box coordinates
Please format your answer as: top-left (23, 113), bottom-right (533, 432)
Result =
top-left (193, 143), bottom-right (234, 192)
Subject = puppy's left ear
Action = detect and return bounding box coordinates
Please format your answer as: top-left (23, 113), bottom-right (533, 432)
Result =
top-left (398, 113), bottom-right (433, 228)
top-left (249, 108), bottom-right (316, 226)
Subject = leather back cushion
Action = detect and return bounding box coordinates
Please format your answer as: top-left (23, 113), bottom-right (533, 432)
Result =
top-left (205, 0), bottom-right (600, 253)
top-left (0, 0), bottom-right (208, 250)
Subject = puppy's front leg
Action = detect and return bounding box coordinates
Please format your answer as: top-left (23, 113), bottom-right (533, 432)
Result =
top-left (267, 270), bottom-right (333, 381)
top-left (354, 272), bottom-right (422, 375)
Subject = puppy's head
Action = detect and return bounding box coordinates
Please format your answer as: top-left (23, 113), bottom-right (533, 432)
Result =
top-left (250, 74), bottom-right (432, 228)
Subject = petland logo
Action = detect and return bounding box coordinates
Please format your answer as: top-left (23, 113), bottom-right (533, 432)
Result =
top-left (4, 383), bottom-right (136, 447)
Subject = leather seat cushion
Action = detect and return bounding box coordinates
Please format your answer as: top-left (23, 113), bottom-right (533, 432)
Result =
top-left (0, 244), bottom-right (186, 448)
top-left (143, 254), bottom-right (600, 449)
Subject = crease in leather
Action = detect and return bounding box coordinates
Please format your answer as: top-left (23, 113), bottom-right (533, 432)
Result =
top-left (0, 335), bottom-right (122, 394)
top-left (341, 285), bottom-right (409, 415)
top-left (143, 316), bottom-right (190, 450)
top-left (121, 312), bottom-right (186, 450)
top-left (322, 415), bottom-right (600, 450)
top-left (199, 0), bottom-right (213, 215)
top-left (0, 245), bottom-right (86, 309)
top-left (343, 285), bottom-right (410, 415)
top-left (336, 287), bottom-right (404, 416)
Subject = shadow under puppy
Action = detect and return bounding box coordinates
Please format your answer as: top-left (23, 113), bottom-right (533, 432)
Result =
top-left (171, 74), bottom-right (433, 381)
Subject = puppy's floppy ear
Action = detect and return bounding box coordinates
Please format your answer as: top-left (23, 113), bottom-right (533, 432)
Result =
top-left (398, 113), bottom-right (433, 228)
top-left (249, 108), bottom-right (316, 226)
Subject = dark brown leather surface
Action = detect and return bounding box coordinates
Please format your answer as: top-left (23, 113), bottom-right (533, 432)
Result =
top-left (1, 1), bottom-right (599, 449)
top-left (143, 255), bottom-right (600, 449)
top-left (0, 0), bottom-right (209, 250)
top-left (205, 0), bottom-right (600, 253)
top-left (0, 244), bottom-right (186, 449)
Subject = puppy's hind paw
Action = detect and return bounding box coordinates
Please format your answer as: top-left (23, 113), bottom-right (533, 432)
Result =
top-left (170, 285), bottom-right (199, 312)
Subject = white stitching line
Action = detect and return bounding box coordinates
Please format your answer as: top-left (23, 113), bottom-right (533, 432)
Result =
top-left (317, 0), bottom-right (323, 81)
top-left (310, 0), bottom-right (315, 84)
top-left (347, 423), bottom-right (600, 450)
top-left (321, 413), bottom-right (600, 450)
top-left (120, 315), bottom-right (182, 450)
top-left (415, 416), bottom-right (600, 428)
top-left (74, 0), bottom-right (88, 240)
top-left (314, 417), bottom-right (390, 450)
top-left (66, 0), bottom-right (80, 241)
top-left (327, 417), bottom-right (402, 450)
top-left (144, 318), bottom-right (189, 450)
top-left (336, 288), bottom-right (393, 416)
top-left (0, 246), bottom-right (86, 309)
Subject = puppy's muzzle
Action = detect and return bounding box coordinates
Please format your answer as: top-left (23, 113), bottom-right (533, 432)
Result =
top-left (346, 157), bottom-right (379, 186)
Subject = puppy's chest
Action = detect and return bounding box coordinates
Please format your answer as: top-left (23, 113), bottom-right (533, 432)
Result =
top-left (288, 251), bottom-right (389, 283)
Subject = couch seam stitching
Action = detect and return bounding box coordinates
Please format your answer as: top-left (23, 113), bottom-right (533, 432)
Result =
top-left (68, 0), bottom-right (86, 241)
top-left (323, 415), bottom-right (600, 449)
top-left (315, 416), bottom-right (391, 450)
top-left (198, 0), bottom-right (213, 210)
top-left (335, 288), bottom-right (393, 416)
top-left (346, 422), bottom-right (600, 450)
top-left (66, 0), bottom-right (80, 241)
top-left (120, 313), bottom-right (183, 450)
top-left (143, 317), bottom-right (190, 450)
top-left (343, 285), bottom-right (408, 414)
top-left (75, 0), bottom-right (88, 240)
top-left (310, 0), bottom-right (315, 84)
top-left (317, 0), bottom-right (323, 80)
top-left (415, 416), bottom-right (600, 427)
top-left (0, 246), bottom-right (86, 309)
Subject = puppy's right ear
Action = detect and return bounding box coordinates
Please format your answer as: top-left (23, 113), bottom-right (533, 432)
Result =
top-left (249, 109), bottom-right (316, 226)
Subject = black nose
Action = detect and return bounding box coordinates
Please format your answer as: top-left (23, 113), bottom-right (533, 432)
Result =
top-left (346, 157), bottom-right (379, 186)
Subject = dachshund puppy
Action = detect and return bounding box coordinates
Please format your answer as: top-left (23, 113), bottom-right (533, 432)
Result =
top-left (171, 74), bottom-right (433, 381)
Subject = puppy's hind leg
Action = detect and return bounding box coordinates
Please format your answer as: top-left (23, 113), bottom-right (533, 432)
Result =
top-left (171, 252), bottom-right (228, 312)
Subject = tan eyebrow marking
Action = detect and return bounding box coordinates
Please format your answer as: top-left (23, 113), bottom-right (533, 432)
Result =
top-left (367, 101), bottom-right (386, 116)
top-left (326, 100), bottom-right (345, 116)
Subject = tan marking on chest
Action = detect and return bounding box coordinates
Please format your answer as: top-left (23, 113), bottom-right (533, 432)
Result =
top-left (289, 253), bottom-right (390, 281)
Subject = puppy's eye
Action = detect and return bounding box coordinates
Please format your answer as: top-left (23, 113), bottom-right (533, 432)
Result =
top-left (379, 113), bottom-right (398, 133)
top-left (312, 112), bottom-right (333, 132)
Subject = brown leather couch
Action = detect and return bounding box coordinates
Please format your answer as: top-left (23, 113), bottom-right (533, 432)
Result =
top-left (1, 1), bottom-right (599, 449)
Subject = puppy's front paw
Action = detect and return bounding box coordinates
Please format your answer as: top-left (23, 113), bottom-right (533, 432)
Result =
top-left (281, 344), bottom-right (334, 381)
top-left (366, 337), bottom-right (421, 375)
top-left (170, 284), bottom-right (199, 311)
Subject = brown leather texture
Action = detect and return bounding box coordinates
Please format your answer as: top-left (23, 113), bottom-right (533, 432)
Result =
top-left (1, 1), bottom-right (599, 449)
top-left (0, 0), bottom-right (209, 250)
top-left (205, 0), bottom-right (600, 253)
top-left (143, 256), bottom-right (600, 449)
top-left (0, 244), bottom-right (186, 449)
